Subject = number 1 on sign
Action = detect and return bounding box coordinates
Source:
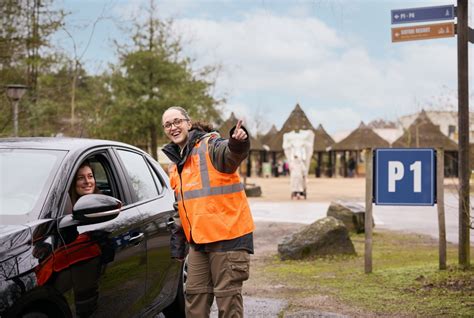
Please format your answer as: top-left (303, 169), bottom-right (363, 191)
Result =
top-left (388, 160), bottom-right (421, 193)
top-left (410, 161), bottom-right (421, 192)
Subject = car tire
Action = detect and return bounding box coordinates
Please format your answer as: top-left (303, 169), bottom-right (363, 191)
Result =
top-left (162, 259), bottom-right (186, 318)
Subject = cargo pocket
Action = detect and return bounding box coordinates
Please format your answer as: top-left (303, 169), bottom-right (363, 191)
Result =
top-left (227, 251), bottom-right (250, 288)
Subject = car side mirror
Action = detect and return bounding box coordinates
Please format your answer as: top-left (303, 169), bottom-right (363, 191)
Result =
top-left (72, 194), bottom-right (122, 224)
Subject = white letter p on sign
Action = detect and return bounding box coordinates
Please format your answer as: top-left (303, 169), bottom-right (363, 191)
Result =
top-left (388, 161), bottom-right (404, 192)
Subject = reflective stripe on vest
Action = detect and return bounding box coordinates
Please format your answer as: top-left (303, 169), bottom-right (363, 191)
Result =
top-left (171, 136), bottom-right (254, 243)
top-left (176, 140), bottom-right (244, 201)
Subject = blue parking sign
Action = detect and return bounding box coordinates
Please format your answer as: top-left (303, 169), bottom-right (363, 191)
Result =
top-left (374, 149), bottom-right (435, 206)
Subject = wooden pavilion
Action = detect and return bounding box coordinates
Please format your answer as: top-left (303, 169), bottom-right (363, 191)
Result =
top-left (313, 124), bottom-right (335, 178)
top-left (313, 124), bottom-right (335, 177)
top-left (330, 122), bottom-right (390, 177)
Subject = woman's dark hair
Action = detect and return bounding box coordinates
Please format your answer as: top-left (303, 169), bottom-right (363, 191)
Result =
top-left (191, 121), bottom-right (215, 133)
top-left (69, 160), bottom-right (100, 205)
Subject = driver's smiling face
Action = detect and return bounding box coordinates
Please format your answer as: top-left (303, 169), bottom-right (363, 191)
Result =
top-left (75, 165), bottom-right (96, 197)
top-left (162, 109), bottom-right (192, 148)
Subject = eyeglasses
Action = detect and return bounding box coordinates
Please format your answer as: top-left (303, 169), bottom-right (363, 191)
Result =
top-left (163, 118), bottom-right (189, 130)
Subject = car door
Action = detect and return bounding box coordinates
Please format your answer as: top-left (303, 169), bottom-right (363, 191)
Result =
top-left (113, 148), bottom-right (177, 315)
top-left (57, 149), bottom-right (148, 318)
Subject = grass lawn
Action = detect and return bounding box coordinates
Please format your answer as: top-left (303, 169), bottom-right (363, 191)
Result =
top-left (254, 230), bottom-right (474, 317)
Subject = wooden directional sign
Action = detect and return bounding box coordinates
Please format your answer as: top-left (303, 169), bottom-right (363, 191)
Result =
top-left (392, 22), bottom-right (455, 43)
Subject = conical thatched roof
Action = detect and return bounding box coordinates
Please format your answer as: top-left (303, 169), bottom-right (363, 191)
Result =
top-left (218, 112), bottom-right (238, 137)
top-left (218, 112), bottom-right (264, 151)
top-left (268, 104), bottom-right (315, 151)
top-left (392, 110), bottom-right (458, 150)
top-left (314, 124), bottom-right (335, 152)
top-left (331, 122), bottom-right (390, 151)
top-left (260, 125), bottom-right (278, 147)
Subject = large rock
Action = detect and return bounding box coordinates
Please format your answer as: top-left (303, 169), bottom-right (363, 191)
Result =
top-left (326, 200), bottom-right (371, 233)
top-left (277, 217), bottom-right (356, 260)
top-left (245, 184), bottom-right (262, 197)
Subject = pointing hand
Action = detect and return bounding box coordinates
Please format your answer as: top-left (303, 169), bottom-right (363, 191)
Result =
top-left (232, 119), bottom-right (247, 141)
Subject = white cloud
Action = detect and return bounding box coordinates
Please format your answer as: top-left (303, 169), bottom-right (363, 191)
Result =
top-left (309, 107), bottom-right (362, 134)
top-left (110, 2), bottom-right (470, 135)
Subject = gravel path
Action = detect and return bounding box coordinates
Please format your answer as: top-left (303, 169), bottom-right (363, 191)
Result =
top-left (210, 296), bottom-right (287, 317)
top-left (209, 296), bottom-right (350, 317)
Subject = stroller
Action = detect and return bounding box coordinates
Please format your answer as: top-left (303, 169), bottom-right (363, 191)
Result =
top-left (290, 175), bottom-right (307, 200)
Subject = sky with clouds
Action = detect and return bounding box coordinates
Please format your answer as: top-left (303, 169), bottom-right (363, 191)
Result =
top-left (56, 0), bottom-right (472, 135)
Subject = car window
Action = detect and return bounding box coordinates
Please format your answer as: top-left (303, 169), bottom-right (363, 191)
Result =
top-left (146, 158), bottom-right (164, 195)
top-left (89, 158), bottom-right (114, 197)
top-left (116, 150), bottom-right (159, 202)
top-left (66, 153), bottom-right (120, 215)
top-left (0, 149), bottom-right (66, 216)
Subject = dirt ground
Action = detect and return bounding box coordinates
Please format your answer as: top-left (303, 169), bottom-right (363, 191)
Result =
top-left (242, 177), bottom-right (366, 316)
top-left (245, 222), bottom-right (373, 317)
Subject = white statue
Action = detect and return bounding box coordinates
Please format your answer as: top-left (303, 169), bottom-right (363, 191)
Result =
top-left (282, 130), bottom-right (315, 199)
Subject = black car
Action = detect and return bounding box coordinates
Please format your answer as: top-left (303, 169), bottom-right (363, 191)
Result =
top-left (0, 137), bottom-right (185, 317)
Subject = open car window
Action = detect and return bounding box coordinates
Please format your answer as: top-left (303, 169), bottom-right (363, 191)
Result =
top-left (64, 153), bottom-right (121, 215)
top-left (89, 159), bottom-right (113, 197)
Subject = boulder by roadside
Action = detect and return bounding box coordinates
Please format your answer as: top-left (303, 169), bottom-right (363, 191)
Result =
top-left (245, 183), bottom-right (262, 197)
top-left (277, 217), bottom-right (356, 260)
top-left (326, 200), bottom-right (372, 233)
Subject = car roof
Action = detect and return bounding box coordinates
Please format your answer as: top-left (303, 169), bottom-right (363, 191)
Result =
top-left (0, 137), bottom-right (142, 152)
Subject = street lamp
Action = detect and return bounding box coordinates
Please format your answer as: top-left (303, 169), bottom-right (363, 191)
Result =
top-left (5, 84), bottom-right (28, 137)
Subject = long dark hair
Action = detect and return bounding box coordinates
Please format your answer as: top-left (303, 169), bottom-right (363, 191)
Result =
top-left (69, 160), bottom-right (101, 205)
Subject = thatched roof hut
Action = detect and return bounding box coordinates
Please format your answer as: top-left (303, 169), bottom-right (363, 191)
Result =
top-left (314, 124), bottom-right (335, 152)
top-left (392, 110), bottom-right (458, 150)
top-left (331, 122), bottom-right (390, 151)
top-left (268, 104), bottom-right (315, 151)
top-left (260, 125), bottom-right (278, 148)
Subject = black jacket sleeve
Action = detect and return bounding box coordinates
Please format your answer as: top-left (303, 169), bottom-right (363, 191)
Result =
top-left (207, 125), bottom-right (250, 174)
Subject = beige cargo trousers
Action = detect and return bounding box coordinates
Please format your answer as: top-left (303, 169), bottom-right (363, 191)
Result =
top-left (185, 246), bottom-right (251, 318)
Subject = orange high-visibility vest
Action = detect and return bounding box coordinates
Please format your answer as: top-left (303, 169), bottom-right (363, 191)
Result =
top-left (169, 136), bottom-right (254, 244)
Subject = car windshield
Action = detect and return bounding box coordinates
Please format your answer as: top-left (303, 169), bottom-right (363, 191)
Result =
top-left (0, 148), bottom-right (66, 217)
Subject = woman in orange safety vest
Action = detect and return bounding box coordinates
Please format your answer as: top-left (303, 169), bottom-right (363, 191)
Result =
top-left (162, 106), bottom-right (255, 318)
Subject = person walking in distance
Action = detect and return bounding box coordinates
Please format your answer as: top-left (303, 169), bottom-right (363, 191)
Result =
top-left (161, 106), bottom-right (255, 318)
